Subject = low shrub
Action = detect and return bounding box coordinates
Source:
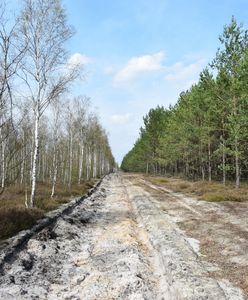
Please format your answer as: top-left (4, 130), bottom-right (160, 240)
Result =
top-left (202, 192), bottom-right (226, 202)
top-left (202, 192), bottom-right (246, 202)
top-left (158, 178), bottom-right (169, 183)
top-left (0, 179), bottom-right (97, 240)
top-left (178, 183), bottom-right (190, 190)
top-left (56, 198), bottom-right (70, 204)
top-left (0, 207), bottom-right (44, 240)
top-left (225, 193), bottom-right (247, 202)
top-left (36, 198), bottom-right (59, 211)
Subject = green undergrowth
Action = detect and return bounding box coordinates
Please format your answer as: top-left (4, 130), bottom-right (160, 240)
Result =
top-left (0, 180), bottom-right (96, 240)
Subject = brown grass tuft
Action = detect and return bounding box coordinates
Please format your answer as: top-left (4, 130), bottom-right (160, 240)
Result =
top-left (0, 207), bottom-right (44, 240)
top-left (178, 183), bottom-right (190, 190)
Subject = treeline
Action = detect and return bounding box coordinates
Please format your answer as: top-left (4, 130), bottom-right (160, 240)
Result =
top-left (0, 0), bottom-right (115, 207)
top-left (121, 18), bottom-right (248, 188)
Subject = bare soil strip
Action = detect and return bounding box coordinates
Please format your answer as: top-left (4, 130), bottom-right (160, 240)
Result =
top-left (0, 173), bottom-right (245, 299)
top-left (131, 174), bottom-right (248, 298)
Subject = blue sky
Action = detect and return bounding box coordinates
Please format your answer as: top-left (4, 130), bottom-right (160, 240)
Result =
top-left (13, 0), bottom-right (248, 164)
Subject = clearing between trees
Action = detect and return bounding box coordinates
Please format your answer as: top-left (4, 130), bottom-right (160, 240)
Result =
top-left (0, 173), bottom-right (246, 299)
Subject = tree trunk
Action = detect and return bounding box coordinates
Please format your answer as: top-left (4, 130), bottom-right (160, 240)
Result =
top-left (1, 138), bottom-right (6, 189)
top-left (174, 161), bottom-right (178, 175)
top-left (42, 151), bottom-right (46, 182)
top-left (20, 131), bottom-right (25, 185)
top-left (88, 149), bottom-right (92, 179)
top-left (208, 140), bottom-right (212, 182)
top-left (30, 142), bottom-right (33, 185)
top-left (91, 148), bottom-right (95, 178)
top-left (68, 129), bottom-right (73, 189)
top-left (146, 161), bottom-right (149, 175)
top-left (232, 96), bottom-right (240, 188)
top-left (51, 150), bottom-right (58, 198)
top-left (93, 149), bottom-right (97, 178)
top-left (30, 112), bottom-right (40, 207)
top-left (235, 135), bottom-right (240, 188)
top-left (221, 137), bottom-right (226, 186)
top-left (185, 159), bottom-right (189, 177)
top-left (78, 144), bottom-right (84, 184)
top-left (201, 166), bottom-right (205, 181)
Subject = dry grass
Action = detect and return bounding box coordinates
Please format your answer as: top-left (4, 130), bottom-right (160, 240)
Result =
top-left (145, 176), bottom-right (248, 202)
top-left (0, 180), bottom-right (96, 240)
top-left (202, 191), bottom-right (247, 202)
top-left (157, 178), bottom-right (169, 184)
top-left (0, 207), bottom-right (44, 240)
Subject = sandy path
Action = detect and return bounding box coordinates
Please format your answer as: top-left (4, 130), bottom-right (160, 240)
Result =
top-left (131, 174), bottom-right (248, 298)
top-left (0, 173), bottom-right (245, 299)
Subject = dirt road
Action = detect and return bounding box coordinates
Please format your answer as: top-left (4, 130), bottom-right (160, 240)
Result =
top-left (0, 173), bottom-right (245, 299)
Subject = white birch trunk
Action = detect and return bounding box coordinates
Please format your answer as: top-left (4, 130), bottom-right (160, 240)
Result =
top-left (30, 111), bottom-right (40, 207)
top-left (78, 144), bottom-right (84, 184)
top-left (51, 148), bottom-right (58, 198)
top-left (1, 138), bottom-right (6, 189)
top-left (68, 128), bottom-right (73, 189)
top-left (86, 149), bottom-right (91, 180)
top-left (20, 133), bottom-right (25, 185)
top-left (93, 150), bottom-right (97, 178)
top-left (30, 139), bottom-right (34, 185)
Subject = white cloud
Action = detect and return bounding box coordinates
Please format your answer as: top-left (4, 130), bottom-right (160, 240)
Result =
top-left (67, 53), bottom-right (91, 68)
top-left (110, 113), bottom-right (132, 125)
top-left (104, 65), bottom-right (116, 75)
top-left (164, 59), bottom-right (206, 82)
top-left (114, 51), bottom-right (165, 82)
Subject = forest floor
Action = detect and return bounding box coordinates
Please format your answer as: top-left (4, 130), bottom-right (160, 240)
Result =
top-left (0, 180), bottom-right (96, 240)
top-left (0, 172), bottom-right (246, 299)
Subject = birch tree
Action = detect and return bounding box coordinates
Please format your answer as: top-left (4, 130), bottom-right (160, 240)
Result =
top-left (18, 0), bottom-right (78, 207)
top-left (50, 100), bottom-right (61, 198)
top-left (74, 96), bottom-right (90, 184)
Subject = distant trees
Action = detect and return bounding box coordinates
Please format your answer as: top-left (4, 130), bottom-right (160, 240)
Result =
top-left (121, 17), bottom-right (248, 186)
top-left (0, 1), bottom-right (115, 207)
top-left (0, 4), bottom-right (25, 193)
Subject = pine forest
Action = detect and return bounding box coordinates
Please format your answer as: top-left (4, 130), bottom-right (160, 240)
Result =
top-left (121, 17), bottom-right (248, 188)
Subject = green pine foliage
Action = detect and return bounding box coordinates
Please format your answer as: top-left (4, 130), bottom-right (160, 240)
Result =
top-left (121, 18), bottom-right (248, 186)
